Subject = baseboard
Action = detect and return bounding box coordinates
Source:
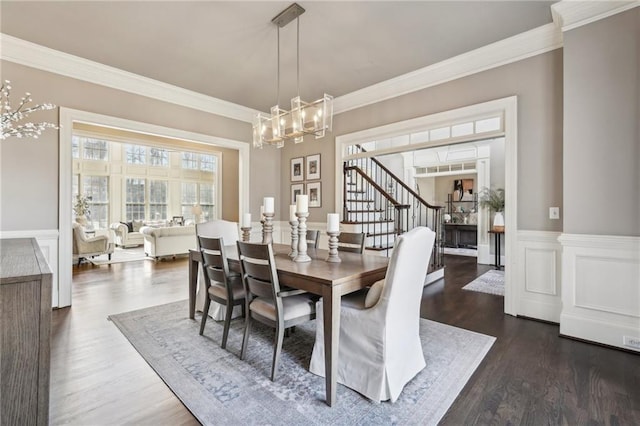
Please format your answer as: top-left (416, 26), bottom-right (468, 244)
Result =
top-left (425, 268), bottom-right (445, 286)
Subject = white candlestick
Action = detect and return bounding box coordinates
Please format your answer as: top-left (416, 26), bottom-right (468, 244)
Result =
top-left (327, 213), bottom-right (340, 233)
top-left (242, 213), bottom-right (251, 228)
top-left (260, 205), bottom-right (265, 221)
top-left (289, 204), bottom-right (297, 222)
top-left (263, 197), bottom-right (274, 214)
top-left (296, 194), bottom-right (308, 214)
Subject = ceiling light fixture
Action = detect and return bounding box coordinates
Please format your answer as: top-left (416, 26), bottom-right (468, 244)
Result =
top-left (253, 3), bottom-right (333, 149)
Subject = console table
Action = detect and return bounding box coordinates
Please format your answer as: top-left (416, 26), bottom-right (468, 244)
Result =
top-left (1, 238), bottom-right (52, 426)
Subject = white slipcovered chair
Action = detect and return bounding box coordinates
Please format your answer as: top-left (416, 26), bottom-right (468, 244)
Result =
top-left (309, 226), bottom-right (436, 403)
top-left (195, 220), bottom-right (241, 320)
top-left (72, 222), bottom-right (114, 266)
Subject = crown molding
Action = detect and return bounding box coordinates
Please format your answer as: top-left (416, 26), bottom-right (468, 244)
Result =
top-left (0, 33), bottom-right (260, 123)
top-left (333, 23), bottom-right (562, 115)
top-left (551, 0), bottom-right (640, 32)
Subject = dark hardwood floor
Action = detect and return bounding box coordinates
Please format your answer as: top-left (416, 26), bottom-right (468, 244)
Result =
top-left (55, 254), bottom-right (639, 425)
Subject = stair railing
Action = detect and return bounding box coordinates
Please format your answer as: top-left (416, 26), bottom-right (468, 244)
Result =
top-left (344, 144), bottom-right (444, 271)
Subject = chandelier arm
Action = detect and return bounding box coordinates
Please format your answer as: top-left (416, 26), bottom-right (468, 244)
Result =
top-left (277, 26), bottom-right (281, 108)
top-left (296, 16), bottom-right (300, 98)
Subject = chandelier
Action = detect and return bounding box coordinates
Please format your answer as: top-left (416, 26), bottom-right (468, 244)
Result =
top-left (1, 80), bottom-right (58, 140)
top-left (253, 3), bottom-right (333, 149)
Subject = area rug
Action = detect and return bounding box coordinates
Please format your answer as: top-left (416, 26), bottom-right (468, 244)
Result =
top-left (109, 300), bottom-right (495, 425)
top-left (462, 269), bottom-right (505, 296)
top-left (89, 246), bottom-right (150, 265)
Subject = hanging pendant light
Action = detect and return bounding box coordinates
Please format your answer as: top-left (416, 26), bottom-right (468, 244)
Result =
top-left (253, 3), bottom-right (333, 149)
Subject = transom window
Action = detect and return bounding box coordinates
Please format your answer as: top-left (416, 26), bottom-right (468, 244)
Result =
top-left (125, 144), bottom-right (146, 164)
top-left (82, 138), bottom-right (109, 161)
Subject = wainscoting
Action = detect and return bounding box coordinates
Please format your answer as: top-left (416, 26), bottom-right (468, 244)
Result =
top-left (516, 231), bottom-right (562, 323)
top-left (0, 229), bottom-right (59, 307)
top-left (559, 233), bottom-right (640, 352)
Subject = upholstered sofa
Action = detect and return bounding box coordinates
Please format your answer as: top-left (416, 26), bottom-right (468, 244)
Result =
top-left (110, 221), bottom-right (145, 248)
top-left (141, 225), bottom-right (197, 259)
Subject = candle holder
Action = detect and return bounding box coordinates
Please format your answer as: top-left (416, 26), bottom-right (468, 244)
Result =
top-left (262, 212), bottom-right (274, 244)
top-left (289, 220), bottom-right (299, 258)
top-left (326, 231), bottom-right (341, 263)
top-left (241, 226), bottom-right (251, 242)
top-left (294, 212), bottom-right (311, 262)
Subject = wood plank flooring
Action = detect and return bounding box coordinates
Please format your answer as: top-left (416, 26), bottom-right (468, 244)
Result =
top-left (54, 254), bottom-right (639, 425)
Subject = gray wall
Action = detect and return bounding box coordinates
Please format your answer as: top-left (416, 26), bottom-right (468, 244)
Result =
top-left (281, 49), bottom-right (564, 231)
top-left (0, 61), bottom-right (281, 230)
top-left (563, 8), bottom-right (639, 236)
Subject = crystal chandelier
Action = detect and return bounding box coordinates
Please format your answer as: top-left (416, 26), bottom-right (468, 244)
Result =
top-left (253, 3), bottom-right (333, 149)
top-left (1, 80), bottom-right (58, 140)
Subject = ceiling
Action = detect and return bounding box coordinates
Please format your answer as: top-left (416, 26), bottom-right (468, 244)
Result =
top-left (0, 1), bottom-right (555, 113)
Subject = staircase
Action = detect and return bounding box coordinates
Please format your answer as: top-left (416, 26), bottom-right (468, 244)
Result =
top-left (343, 145), bottom-right (444, 275)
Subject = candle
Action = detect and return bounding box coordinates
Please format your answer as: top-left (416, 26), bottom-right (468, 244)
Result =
top-left (242, 213), bottom-right (251, 228)
top-left (260, 205), bottom-right (264, 220)
top-left (327, 213), bottom-right (340, 233)
top-left (289, 204), bottom-right (297, 222)
top-left (263, 197), bottom-right (274, 214)
top-left (296, 194), bottom-right (308, 213)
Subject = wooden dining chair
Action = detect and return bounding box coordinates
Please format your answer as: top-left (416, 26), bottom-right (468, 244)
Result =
top-left (198, 236), bottom-right (246, 350)
top-left (306, 229), bottom-right (320, 249)
top-left (337, 232), bottom-right (366, 254)
top-left (236, 241), bottom-right (316, 381)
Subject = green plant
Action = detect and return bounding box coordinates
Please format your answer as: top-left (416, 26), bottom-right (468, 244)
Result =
top-left (73, 194), bottom-right (91, 217)
top-left (479, 187), bottom-right (505, 212)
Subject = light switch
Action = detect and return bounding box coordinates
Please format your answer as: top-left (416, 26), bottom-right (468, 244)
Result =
top-left (549, 207), bottom-right (560, 220)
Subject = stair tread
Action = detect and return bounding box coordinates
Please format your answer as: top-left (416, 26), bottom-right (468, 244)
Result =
top-left (346, 199), bottom-right (374, 202)
top-left (366, 245), bottom-right (394, 251)
top-left (346, 209), bottom-right (384, 213)
top-left (342, 219), bottom-right (393, 224)
top-left (367, 231), bottom-right (396, 237)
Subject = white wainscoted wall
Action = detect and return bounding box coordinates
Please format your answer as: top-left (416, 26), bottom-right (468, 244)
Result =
top-left (516, 231), bottom-right (563, 323)
top-left (559, 234), bottom-right (640, 352)
top-left (0, 229), bottom-right (59, 307)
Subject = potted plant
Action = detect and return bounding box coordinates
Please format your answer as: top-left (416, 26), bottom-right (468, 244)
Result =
top-left (479, 187), bottom-right (505, 231)
top-left (73, 194), bottom-right (91, 226)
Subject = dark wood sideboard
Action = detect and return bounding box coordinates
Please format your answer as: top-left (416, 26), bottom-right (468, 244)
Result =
top-left (1, 238), bottom-right (52, 426)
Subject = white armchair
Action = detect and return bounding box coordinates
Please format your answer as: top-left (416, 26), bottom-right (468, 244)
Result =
top-left (309, 226), bottom-right (436, 403)
top-left (72, 222), bottom-right (114, 266)
top-left (110, 222), bottom-right (144, 248)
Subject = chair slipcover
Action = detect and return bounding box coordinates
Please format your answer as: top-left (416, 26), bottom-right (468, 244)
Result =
top-left (309, 226), bottom-right (436, 403)
top-left (195, 220), bottom-right (240, 319)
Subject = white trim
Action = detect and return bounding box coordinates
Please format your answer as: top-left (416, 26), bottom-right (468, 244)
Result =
top-left (551, 1), bottom-right (640, 32)
top-left (559, 233), bottom-right (640, 351)
top-left (516, 231), bottom-right (562, 323)
top-left (335, 96), bottom-right (518, 316)
top-left (333, 23), bottom-right (561, 114)
top-left (0, 229), bottom-right (60, 307)
top-left (0, 33), bottom-right (259, 123)
top-left (59, 108), bottom-right (250, 307)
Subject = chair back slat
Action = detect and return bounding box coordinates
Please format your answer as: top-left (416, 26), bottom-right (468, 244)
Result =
top-left (198, 236), bottom-right (231, 289)
top-left (337, 232), bottom-right (366, 254)
top-left (236, 241), bottom-right (281, 300)
top-left (245, 276), bottom-right (274, 299)
top-left (306, 229), bottom-right (320, 248)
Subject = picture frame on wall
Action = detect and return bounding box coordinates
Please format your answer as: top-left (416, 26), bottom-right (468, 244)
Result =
top-left (306, 154), bottom-right (321, 180)
top-left (307, 182), bottom-right (321, 208)
top-left (291, 157), bottom-right (304, 182)
top-left (291, 183), bottom-right (304, 204)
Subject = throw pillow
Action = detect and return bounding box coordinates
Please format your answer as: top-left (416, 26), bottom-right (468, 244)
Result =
top-left (121, 221), bottom-right (134, 233)
top-left (364, 279), bottom-right (385, 308)
top-left (132, 220), bottom-right (144, 232)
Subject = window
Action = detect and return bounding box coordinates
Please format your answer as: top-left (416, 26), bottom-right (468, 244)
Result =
top-left (181, 182), bottom-right (197, 220)
top-left (126, 178), bottom-right (146, 220)
top-left (149, 180), bottom-right (168, 220)
top-left (149, 148), bottom-right (168, 167)
top-left (200, 154), bottom-right (216, 172)
top-left (83, 176), bottom-right (109, 229)
top-left (72, 136), bottom-right (80, 159)
top-left (82, 138), bottom-right (109, 160)
top-left (199, 183), bottom-right (215, 221)
top-left (125, 144), bottom-right (146, 164)
top-left (182, 152), bottom-right (198, 169)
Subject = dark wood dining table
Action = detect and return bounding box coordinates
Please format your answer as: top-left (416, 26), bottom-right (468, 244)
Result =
top-left (188, 243), bottom-right (389, 406)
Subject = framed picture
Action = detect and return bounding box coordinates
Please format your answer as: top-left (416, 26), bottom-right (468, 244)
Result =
top-left (306, 154), bottom-right (321, 180)
top-left (291, 157), bottom-right (304, 182)
top-left (307, 182), bottom-right (321, 208)
top-left (291, 183), bottom-right (304, 204)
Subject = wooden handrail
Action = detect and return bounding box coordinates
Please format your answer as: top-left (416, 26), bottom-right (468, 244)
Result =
top-left (344, 165), bottom-right (403, 207)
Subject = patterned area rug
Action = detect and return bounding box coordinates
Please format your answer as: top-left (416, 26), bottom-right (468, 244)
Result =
top-left (462, 269), bottom-right (505, 296)
top-left (89, 246), bottom-right (150, 265)
top-left (109, 300), bottom-right (495, 425)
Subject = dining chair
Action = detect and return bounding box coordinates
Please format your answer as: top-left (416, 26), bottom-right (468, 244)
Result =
top-left (309, 226), bottom-right (436, 403)
top-left (236, 241), bottom-right (316, 381)
top-left (195, 220), bottom-right (240, 316)
top-left (337, 231), bottom-right (366, 254)
top-left (198, 236), bottom-right (246, 349)
top-left (306, 229), bottom-right (320, 248)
